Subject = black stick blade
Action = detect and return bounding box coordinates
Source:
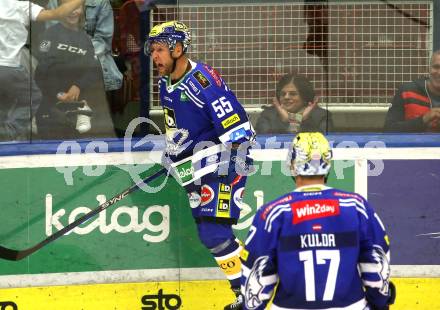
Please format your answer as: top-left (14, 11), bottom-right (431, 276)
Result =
top-left (0, 246), bottom-right (21, 261)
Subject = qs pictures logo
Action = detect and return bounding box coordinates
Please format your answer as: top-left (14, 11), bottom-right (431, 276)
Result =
top-left (141, 289), bottom-right (182, 310)
top-left (0, 301), bottom-right (18, 310)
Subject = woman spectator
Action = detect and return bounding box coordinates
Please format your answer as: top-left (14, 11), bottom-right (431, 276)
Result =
top-left (256, 73), bottom-right (333, 134)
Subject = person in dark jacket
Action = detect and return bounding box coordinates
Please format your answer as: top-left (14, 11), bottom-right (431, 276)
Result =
top-left (35, 0), bottom-right (116, 139)
top-left (384, 51), bottom-right (440, 132)
top-left (256, 74), bottom-right (333, 135)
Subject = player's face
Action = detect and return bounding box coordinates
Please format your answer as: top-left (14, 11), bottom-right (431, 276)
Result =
top-left (150, 42), bottom-right (174, 76)
top-left (279, 82), bottom-right (304, 113)
top-left (429, 54), bottom-right (440, 92)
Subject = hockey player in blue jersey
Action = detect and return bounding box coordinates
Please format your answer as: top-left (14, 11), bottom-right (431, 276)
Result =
top-left (146, 21), bottom-right (255, 309)
top-left (241, 132), bottom-right (396, 310)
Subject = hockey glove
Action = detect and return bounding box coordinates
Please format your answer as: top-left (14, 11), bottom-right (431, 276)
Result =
top-left (217, 143), bottom-right (253, 184)
top-left (368, 281), bottom-right (396, 310)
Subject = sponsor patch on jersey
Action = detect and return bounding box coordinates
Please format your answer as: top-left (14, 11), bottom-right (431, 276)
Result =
top-left (163, 107), bottom-right (177, 129)
top-left (292, 199), bottom-right (340, 224)
top-left (218, 254), bottom-right (241, 276)
top-left (221, 113), bottom-right (240, 129)
top-left (229, 127), bottom-right (247, 142)
top-left (312, 224), bottom-right (322, 231)
top-left (303, 191), bottom-right (323, 196)
top-left (334, 191), bottom-right (359, 199)
top-left (201, 185), bottom-right (215, 206)
top-left (193, 71), bottom-right (211, 88)
top-left (39, 40), bottom-right (51, 52)
top-left (206, 154), bottom-right (219, 164)
top-left (217, 184), bottom-right (232, 217)
top-left (241, 248), bottom-right (249, 261)
top-left (203, 65), bottom-right (222, 86)
top-left (261, 195), bottom-right (293, 220)
top-left (188, 192), bottom-right (201, 209)
top-left (188, 80), bottom-right (201, 95)
top-left (175, 160), bottom-right (194, 184)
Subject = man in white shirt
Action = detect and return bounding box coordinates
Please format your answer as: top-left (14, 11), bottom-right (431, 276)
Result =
top-left (0, 0), bottom-right (83, 141)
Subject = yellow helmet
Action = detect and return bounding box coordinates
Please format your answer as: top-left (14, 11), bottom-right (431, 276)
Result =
top-left (145, 21), bottom-right (191, 55)
top-left (290, 132), bottom-right (332, 176)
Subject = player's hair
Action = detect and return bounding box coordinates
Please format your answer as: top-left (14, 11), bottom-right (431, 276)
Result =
top-left (276, 74), bottom-right (315, 105)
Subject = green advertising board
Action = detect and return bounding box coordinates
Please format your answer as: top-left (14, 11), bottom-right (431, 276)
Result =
top-left (0, 154), bottom-right (353, 278)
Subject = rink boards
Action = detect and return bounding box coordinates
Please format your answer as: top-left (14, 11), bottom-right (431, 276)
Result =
top-left (0, 136), bottom-right (439, 309)
top-left (0, 278), bottom-right (439, 310)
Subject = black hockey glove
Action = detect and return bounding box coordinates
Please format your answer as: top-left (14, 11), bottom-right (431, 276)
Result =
top-left (217, 143), bottom-right (253, 184)
top-left (368, 281), bottom-right (396, 310)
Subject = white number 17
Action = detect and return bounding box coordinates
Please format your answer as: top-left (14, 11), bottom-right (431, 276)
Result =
top-left (299, 249), bottom-right (340, 302)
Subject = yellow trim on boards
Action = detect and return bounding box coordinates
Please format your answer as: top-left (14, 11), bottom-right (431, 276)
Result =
top-left (0, 278), bottom-right (438, 309)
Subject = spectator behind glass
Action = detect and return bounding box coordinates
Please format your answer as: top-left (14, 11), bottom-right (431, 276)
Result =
top-left (34, 0), bottom-right (116, 139)
top-left (256, 73), bottom-right (333, 134)
top-left (46, 0), bottom-right (123, 93)
top-left (384, 50), bottom-right (440, 132)
top-left (0, 0), bottom-right (83, 141)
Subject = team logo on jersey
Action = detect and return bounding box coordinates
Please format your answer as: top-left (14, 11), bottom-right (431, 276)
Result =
top-left (163, 107), bottom-right (177, 129)
top-left (201, 185), bottom-right (214, 206)
top-left (203, 65), bottom-right (222, 86)
top-left (292, 199), bottom-right (340, 224)
top-left (39, 40), bottom-right (51, 52)
top-left (245, 256), bottom-right (269, 309)
top-left (371, 245), bottom-right (391, 295)
top-left (180, 92), bottom-right (189, 101)
top-left (193, 71), bottom-right (211, 88)
top-left (221, 113), bottom-right (241, 129)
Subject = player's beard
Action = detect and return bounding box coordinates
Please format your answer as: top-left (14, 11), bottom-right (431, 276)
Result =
top-left (157, 63), bottom-right (172, 76)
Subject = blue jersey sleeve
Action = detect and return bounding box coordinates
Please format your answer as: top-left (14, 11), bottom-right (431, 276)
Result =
top-left (241, 198), bottom-right (292, 309)
top-left (187, 64), bottom-right (255, 144)
top-left (357, 197), bottom-right (392, 309)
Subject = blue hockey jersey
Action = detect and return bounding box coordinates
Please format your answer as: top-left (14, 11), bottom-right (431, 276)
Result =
top-left (159, 60), bottom-right (254, 157)
top-left (241, 184), bottom-right (391, 310)
top-left (158, 60), bottom-right (254, 186)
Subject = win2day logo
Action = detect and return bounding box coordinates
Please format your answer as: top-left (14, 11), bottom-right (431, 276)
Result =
top-left (141, 289), bottom-right (182, 309)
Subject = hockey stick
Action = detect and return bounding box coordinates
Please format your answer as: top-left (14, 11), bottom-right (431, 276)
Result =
top-left (0, 167), bottom-right (167, 261)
